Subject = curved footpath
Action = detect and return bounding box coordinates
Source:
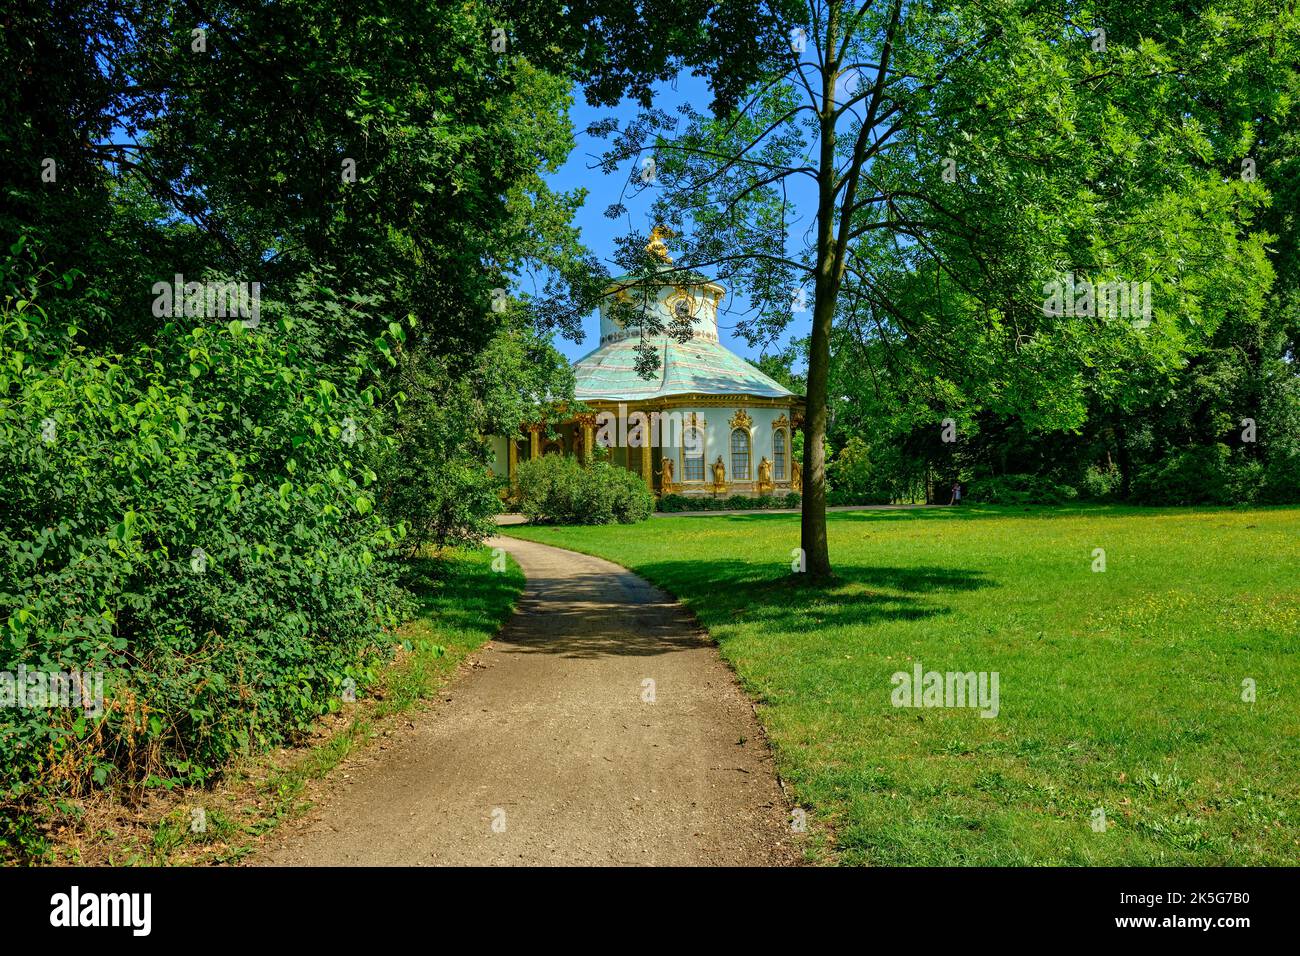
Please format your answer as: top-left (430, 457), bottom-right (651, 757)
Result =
top-left (254, 536), bottom-right (800, 866)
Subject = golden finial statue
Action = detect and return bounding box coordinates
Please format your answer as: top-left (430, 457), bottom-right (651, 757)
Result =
top-left (646, 225), bottom-right (674, 263)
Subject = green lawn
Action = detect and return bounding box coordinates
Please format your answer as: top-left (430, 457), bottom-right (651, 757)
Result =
top-left (503, 505), bottom-right (1300, 865)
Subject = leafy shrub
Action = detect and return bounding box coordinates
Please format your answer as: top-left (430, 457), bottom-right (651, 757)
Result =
top-left (655, 495), bottom-right (692, 512)
top-left (1258, 452), bottom-right (1300, 504)
top-left (1079, 462), bottom-right (1123, 500)
top-left (1130, 444), bottom-right (1261, 505)
top-left (965, 474), bottom-right (1079, 505)
top-left (0, 290), bottom-right (409, 849)
top-left (826, 436), bottom-right (896, 504)
top-left (515, 455), bottom-right (652, 525)
top-left (826, 490), bottom-right (893, 506)
top-left (375, 363), bottom-right (500, 555)
top-left (375, 316), bottom-right (575, 552)
top-left (656, 493), bottom-right (801, 512)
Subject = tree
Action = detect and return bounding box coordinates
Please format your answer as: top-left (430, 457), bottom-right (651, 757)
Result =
top-left (2, 0), bottom-right (689, 554)
top-left (589, 0), bottom-right (1295, 576)
top-left (6, 1), bottom-right (791, 843)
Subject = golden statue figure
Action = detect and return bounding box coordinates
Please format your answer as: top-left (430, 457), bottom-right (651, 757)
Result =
top-left (757, 456), bottom-right (774, 494)
top-left (712, 456), bottom-right (727, 494)
top-left (791, 458), bottom-right (803, 492)
top-left (658, 456), bottom-right (675, 494)
top-left (646, 225), bottom-right (674, 263)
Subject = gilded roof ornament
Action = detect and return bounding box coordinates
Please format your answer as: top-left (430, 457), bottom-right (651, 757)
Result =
top-left (646, 225), bottom-right (674, 263)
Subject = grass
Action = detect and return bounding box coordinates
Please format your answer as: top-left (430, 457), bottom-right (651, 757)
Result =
top-left (41, 545), bottom-right (524, 865)
top-left (503, 504), bottom-right (1300, 865)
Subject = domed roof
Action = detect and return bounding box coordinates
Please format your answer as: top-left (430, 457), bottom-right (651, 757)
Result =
top-left (573, 335), bottom-right (795, 402)
top-left (575, 260), bottom-right (797, 403)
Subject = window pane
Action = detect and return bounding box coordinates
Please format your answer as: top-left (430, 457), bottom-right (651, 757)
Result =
top-left (683, 427), bottom-right (704, 481)
top-left (730, 429), bottom-right (750, 479)
top-left (774, 429), bottom-right (786, 479)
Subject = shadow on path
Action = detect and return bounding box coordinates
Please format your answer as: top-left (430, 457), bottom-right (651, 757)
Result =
top-left (494, 544), bottom-right (996, 659)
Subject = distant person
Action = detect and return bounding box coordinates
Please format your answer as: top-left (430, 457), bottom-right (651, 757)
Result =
top-left (950, 481), bottom-right (962, 505)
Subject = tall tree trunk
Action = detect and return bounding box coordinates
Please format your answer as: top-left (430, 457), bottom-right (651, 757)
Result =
top-left (1115, 421), bottom-right (1132, 499)
top-left (800, 2), bottom-right (840, 579)
top-left (802, 265), bottom-right (835, 577)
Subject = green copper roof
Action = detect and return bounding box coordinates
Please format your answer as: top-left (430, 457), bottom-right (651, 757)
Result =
top-left (604, 270), bottom-right (721, 290)
top-left (573, 335), bottom-right (796, 402)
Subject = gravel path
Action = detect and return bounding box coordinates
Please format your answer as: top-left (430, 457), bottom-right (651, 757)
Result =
top-left (254, 536), bottom-right (800, 866)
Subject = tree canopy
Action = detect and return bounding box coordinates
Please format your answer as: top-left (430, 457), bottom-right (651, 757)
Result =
top-left (589, 0), bottom-right (1299, 574)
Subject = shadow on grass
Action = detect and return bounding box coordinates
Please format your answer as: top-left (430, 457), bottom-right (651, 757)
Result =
top-left (651, 502), bottom-right (1277, 523)
top-left (651, 505), bottom-right (1025, 524)
top-left (493, 550), bottom-right (995, 660)
top-left (398, 552), bottom-right (523, 634)
top-left (643, 558), bottom-right (996, 631)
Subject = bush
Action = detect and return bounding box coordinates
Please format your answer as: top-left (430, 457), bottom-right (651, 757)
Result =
top-left (656, 492), bottom-right (801, 512)
top-left (0, 293), bottom-right (409, 846)
top-left (1130, 444), bottom-right (1261, 505)
top-left (1079, 462), bottom-right (1123, 500)
top-left (375, 364), bottom-right (500, 555)
top-left (1258, 452), bottom-right (1300, 504)
top-left (965, 474), bottom-right (1079, 505)
top-left (515, 455), bottom-right (653, 525)
top-left (826, 489), bottom-right (893, 506)
top-left (826, 436), bottom-right (897, 504)
top-left (655, 495), bottom-right (693, 512)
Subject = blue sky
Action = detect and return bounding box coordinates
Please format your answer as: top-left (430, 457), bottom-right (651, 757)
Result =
top-left (540, 74), bottom-right (814, 367)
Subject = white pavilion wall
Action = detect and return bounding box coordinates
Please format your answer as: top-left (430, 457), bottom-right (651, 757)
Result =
top-left (487, 435), bottom-right (509, 477)
top-left (488, 401), bottom-right (800, 496)
top-left (667, 402), bottom-right (797, 494)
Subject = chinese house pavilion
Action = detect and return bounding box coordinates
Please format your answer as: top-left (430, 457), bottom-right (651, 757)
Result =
top-left (489, 230), bottom-right (805, 498)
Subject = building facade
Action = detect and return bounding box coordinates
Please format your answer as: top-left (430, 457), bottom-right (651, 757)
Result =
top-left (489, 240), bottom-right (805, 498)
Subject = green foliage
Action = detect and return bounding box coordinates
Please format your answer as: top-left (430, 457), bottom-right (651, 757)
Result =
top-left (656, 493), bottom-right (800, 511)
top-left (375, 361), bottom-right (501, 556)
top-left (1079, 463), bottom-right (1123, 501)
top-left (826, 437), bottom-right (897, 505)
top-left (0, 278), bottom-right (408, 844)
top-left (515, 455), bottom-right (653, 525)
top-left (594, 0), bottom-right (1298, 575)
top-left (374, 310), bottom-right (577, 554)
top-left (807, 2), bottom-right (1300, 513)
top-left (965, 475), bottom-right (1079, 506)
top-left (508, 0), bottom-right (805, 115)
top-left (1260, 453), bottom-right (1300, 505)
top-left (44, 1), bottom-right (591, 357)
top-left (1130, 445), bottom-right (1263, 506)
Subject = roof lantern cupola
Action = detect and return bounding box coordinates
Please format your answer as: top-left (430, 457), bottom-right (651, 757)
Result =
top-left (597, 226), bottom-right (725, 346)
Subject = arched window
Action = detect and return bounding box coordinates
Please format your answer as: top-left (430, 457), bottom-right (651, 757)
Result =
top-left (682, 427), bottom-right (705, 482)
top-left (773, 428), bottom-right (787, 480)
top-left (730, 428), bottom-right (751, 480)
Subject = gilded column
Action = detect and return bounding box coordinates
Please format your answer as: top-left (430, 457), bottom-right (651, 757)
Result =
top-left (576, 414), bottom-right (596, 463)
top-left (791, 409), bottom-right (805, 493)
top-left (528, 423), bottom-right (542, 460)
